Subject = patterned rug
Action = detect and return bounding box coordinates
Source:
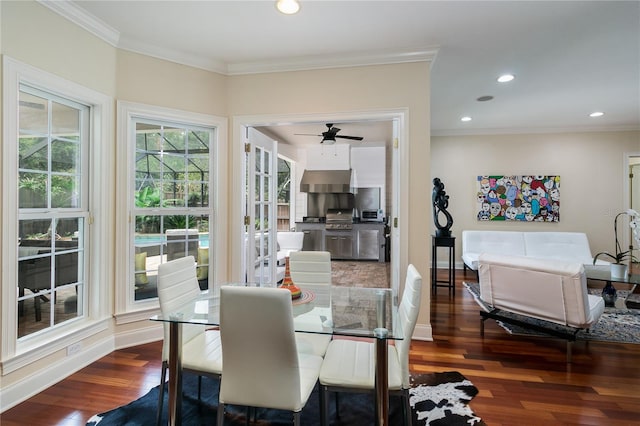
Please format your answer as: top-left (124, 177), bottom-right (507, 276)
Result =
top-left (464, 281), bottom-right (640, 344)
top-left (87, 371), bottom-right (484, 425)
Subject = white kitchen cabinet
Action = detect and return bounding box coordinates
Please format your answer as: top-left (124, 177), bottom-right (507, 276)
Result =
top-left (351, 147), bottom-right (385, 187)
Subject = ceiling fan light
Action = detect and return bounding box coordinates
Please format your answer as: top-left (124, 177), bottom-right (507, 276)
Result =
top-left (276, 0), bottom-right (300, 15)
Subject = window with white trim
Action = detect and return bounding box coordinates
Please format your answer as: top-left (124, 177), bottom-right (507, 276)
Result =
top-left (16, 85), bottom-right (89, 337)
top-left (2, 57), bottom-right (111, 367)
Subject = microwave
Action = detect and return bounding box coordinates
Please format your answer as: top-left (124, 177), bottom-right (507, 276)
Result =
top-left (361, 209), bottom-right (384, 222)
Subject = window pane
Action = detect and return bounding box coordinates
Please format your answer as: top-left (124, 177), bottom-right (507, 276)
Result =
top-left (52, 101), bottom-right (80, 141)
top-left (19, 172), bottom-right (48, 209)
top-left (187, 182), bottom-right (208, 208)
top-left (51, 174), bottom-right (80, 208)
top-left (51, 139), bottom-right (79, 173)
top-left (19, 92), bottom-right (48, 136)
top-left (19, 136), bottom-right (48, 171)
top-left (136, 126), bottom-right (162, 152)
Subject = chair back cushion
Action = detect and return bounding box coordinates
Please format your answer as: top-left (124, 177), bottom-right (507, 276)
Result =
top-left (157, 256), bottom-right (204, 360)
top-left (219, 286), bottom-right (302, 410)
top-left (396, 264), bottom-right (422, 388)
top-left (289, 251), bottom-right (332, 286)
top-left (478, 253), bottom-right (598, 328)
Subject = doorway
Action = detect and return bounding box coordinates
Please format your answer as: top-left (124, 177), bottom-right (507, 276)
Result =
top-left (231, 110), bottom-right (408, 294)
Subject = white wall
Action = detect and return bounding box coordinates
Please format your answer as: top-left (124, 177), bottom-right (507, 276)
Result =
top-left (431, 131), bottom-right (640, 264)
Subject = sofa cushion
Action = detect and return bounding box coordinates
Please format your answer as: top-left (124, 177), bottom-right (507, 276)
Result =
top-left (462, 230), bottom-right (526, 270)
top-left (523, 232), bottom-right (598, 264)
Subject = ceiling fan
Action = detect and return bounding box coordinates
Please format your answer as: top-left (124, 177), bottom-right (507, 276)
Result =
top-left (295, 123), bottom-right (364, 144)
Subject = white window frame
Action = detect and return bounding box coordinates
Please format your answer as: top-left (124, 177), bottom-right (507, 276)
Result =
top-left (1, 57), bottom-right (112, 373)
top-left (114, 101), bottom-right (226, 323)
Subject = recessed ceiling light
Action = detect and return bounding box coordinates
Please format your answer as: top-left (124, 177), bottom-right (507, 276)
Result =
top-left (461, 116), bottom-right (472, 122)
top-left (497, 74), bottom-right (515, 83)
top-left (276, 0), bottom-right (300, 14)
top-left (589, 111), bottom-right (604, 118)
top-left (476, 95), bottom-right (493, 102)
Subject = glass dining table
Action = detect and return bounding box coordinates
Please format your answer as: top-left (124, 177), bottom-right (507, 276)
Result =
top-left (150, 283), bottom-right (403, 426)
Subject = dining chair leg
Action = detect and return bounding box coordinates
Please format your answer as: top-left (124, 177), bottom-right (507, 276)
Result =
top-left (293, 411), bottom-right (301, 426)
top-left (335, 391), bottom-right (341, 419)
top-left (216, 402), bottom-right (225, 425)
top-left (402, 390), bottom-right (412, 426)
top-left (197, 376), bottom-right (202, 400)
top-left (319, 385), bottom-right (329, 426)
top-left (156, 361), bottom-right (167, 426)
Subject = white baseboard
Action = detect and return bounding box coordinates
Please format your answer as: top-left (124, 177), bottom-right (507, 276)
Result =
top-left (412, 323), bottom-right (433, 341)
top-left (0, 337), bottom-right (114, 412)
top-left (1, 324), bottom-right (163, 412)
top-left (114, 322), bottom-right (163, 349)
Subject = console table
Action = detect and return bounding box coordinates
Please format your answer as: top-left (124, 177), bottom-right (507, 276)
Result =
top-left (431, 235), bottom-right (456, 293)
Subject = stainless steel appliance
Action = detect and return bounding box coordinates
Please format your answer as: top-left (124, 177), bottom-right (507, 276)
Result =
top-left (361, 209), bottom-right (384, 222)
top-left (325, 209), bottom-right (354, 259)
top-left (357, 229), bottom-right (380, 260)
top-left (355, 187), bottom-right (383, 222)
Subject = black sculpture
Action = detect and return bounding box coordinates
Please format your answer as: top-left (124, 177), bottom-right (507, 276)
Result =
top-left (432, 177), bottom-right (453, 237)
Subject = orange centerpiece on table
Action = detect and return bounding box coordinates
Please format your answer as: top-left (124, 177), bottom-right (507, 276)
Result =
top-left (280, 256), bottom-right (301, 299)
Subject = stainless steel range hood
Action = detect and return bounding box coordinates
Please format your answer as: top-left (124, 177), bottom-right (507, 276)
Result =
top-left (300, 169), bottom-right (353, 193)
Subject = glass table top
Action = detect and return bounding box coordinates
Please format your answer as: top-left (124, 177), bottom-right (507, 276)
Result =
top-left (150, 284), bottom-right (403, 340)
top-left (584, 264), bottom-right (640, 285)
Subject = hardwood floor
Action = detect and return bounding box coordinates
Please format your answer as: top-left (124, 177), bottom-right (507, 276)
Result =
top-left (2, 268), bottom-right (640, 425)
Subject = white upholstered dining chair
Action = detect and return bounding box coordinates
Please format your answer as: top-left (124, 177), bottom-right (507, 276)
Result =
top-left (156, 256), bottom-right (223, 426)
top-left (289, 250), bottom-right (332, 286)
top-left (288, 250), bottom-right (333, 357)
top-left (318, 264), bottom-right (423, 426)
top-left (216, 286), bottom-right (323, 426)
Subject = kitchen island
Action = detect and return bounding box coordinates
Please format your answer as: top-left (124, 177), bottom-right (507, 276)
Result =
top-left (295, 221), bottom-right (386, 262)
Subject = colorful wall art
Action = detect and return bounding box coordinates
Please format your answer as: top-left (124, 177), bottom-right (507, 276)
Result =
top-left (476, 175), bottom-right (560, 222)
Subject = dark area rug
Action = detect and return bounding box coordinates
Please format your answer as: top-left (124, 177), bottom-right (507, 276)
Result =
top-left (87, 371), bottom-right (484, 425)
top-left (463, 281), bottom-right (640, 344)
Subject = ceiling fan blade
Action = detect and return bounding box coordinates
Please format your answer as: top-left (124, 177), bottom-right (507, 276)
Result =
top-left (294, 133), bottom-right (323, 136)
top-left (335, 135), bottom-right (364, 141)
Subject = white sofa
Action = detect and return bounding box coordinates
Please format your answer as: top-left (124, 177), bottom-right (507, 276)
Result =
top-left (478, 253), bottom-right (605, 362)
top-left (462, 230), bottom-right (606, 272)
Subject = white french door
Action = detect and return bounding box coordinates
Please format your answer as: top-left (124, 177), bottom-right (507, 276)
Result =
top-left (244, 127), bottom-right (279, 285)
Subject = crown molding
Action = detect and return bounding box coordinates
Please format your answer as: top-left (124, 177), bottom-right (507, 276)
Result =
top-left (225, 47), bottom-right (439, 76)
top-left (117, 35), bottom-right (229, 75)
top-left (431, 124), bottom-right (640, 137)
top-left (38, 0), bottom-right (120, 47)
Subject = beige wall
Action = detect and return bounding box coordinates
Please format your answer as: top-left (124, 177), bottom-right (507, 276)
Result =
top-left (116, 50), bottom-right (228, 116)
top-left (1, 1), bottom-right (117, 96)
top-left (431, 131), bottom-right (640, 260)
